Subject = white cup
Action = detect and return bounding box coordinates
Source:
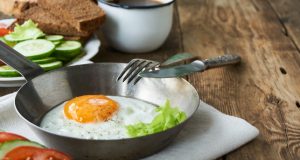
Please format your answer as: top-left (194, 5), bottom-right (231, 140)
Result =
top-left (98, 0), bottom-right (175, 53)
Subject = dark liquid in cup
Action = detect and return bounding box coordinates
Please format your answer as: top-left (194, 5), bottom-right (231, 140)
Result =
top-left (112, 0), bottom-right (163, 6)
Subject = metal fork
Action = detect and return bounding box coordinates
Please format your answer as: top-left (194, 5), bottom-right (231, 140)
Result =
top-left (117, 53), bottom-right (197, 84)
top-left (117, 59), bottom-right (160, 84)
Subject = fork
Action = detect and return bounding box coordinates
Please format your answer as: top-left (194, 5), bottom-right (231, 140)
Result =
top-left (117, 53), bottom-right (197, 84)
top-left (117, 59), bottom-right (160, 84)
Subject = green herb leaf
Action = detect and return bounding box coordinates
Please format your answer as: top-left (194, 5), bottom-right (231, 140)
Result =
top-left (4, 19), bottom-right (45, 42)
top-left (126, 100), bottom-right (187, 137)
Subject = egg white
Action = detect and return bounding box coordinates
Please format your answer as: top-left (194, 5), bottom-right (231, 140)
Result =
top-left (40, 96), bottom-right (158, 140)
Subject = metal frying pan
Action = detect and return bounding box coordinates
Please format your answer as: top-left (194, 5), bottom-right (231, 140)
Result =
top-left (0, 42), bottom-right (199, 160)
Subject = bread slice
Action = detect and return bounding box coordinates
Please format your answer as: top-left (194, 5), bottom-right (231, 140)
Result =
top-left (0, 0), bottom-right (37, 16)
top-left (38, 0), bottom-right (105, 32)
top-left (15, 6), bottom-right (90, 37)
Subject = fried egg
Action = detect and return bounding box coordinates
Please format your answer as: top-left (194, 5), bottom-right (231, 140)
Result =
top-left (40, 95), bottom-right (158, 140)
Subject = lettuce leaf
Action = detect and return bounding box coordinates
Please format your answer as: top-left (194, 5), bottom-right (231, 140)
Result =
top-left (126, 100), bottom-right (187, 137)
top-left (4, 20), bottom-right (45, 42)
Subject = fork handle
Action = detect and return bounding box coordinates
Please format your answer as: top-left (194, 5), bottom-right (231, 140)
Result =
top-left (203, 54), bottom-right (241, 69)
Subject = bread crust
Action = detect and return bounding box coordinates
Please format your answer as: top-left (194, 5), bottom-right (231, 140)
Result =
top-left (0, 0), bottom-right (37, 15)
top-left (38, 0), bottom-right (105, 31)
top-left (3, 0), bottom-right (101, 43)
top-left (15, 6), bottom-right (90, 37)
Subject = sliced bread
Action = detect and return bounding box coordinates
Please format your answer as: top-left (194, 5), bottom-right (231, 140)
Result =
top-left (15, 6), bottom-right (90, 37)
top-left (38, 0), bottom-right (105, 32)
top-left (0, 0), bottom-right (37, 15)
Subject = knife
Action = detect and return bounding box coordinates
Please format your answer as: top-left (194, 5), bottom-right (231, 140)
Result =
top-left (139, 54), bottom-right (241, 78)
top-left (160, 52), bottom-right (198, 67)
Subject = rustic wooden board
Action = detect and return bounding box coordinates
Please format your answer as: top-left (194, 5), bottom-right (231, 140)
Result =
top-left (268, 0), bottom-right (300, 52)
top-left (176, 0), bottom-right (300, 159)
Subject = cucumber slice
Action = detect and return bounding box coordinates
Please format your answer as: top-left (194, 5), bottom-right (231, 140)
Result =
top-left (0, 37), bottom-right (4, 43)
top-left (0, 37), bottom-right (16, 47)
top-left (13, 39), bottom-right (55, 60)
top-left (66, 51), bottom-right (86, 64)
top-left (54, 54), bottom-right (72, 61)
top-left (32, 57), bottom-right (57, 64)
top-left (4, 34), bottom-right (43, 43)
top-left (0, 66), bottom-right (20, 77)
top-left (0, 61), bottom-right (62, 77)
top-left (54, 41), bottom-right (82, 61)
top-left (53, 41), bottom-right (61, 46)
top-left (55, 41), bottom-right (82, 57)
top-left (54, 51), bottom-right (83, 62)
top-left (40, 61), bottom-right (63, 71)
top-left (0, 140), bottom-right (44, 158)
top-left (45, 35), bottom-right (64, 42)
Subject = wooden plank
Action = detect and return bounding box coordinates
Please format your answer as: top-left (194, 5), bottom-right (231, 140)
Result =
top-left (176, 0), bottom-right (300, 159)
top-left (268, 0), bottom-right (300, 51)
top-left (0, 87), bottom-right (18, 95)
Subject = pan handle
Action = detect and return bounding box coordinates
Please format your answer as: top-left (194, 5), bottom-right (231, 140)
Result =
top-left (0, 41), bottom-right (44, 81)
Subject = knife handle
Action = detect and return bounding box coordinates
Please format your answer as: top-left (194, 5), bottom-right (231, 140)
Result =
top-left (203, 54), bottom-right (241, 69)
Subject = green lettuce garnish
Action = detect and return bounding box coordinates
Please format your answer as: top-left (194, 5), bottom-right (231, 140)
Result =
top-left (4, 19), bottom-right (45, 42)
top-left (126, 100), bottom-right (187, 137)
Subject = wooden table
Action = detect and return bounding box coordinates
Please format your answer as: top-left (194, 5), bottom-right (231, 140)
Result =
top-left (1, 0), bottom-right (300, 159)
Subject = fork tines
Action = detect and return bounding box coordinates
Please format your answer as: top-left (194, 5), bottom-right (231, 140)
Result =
top-left (117, 59), bottom-right (159, 84)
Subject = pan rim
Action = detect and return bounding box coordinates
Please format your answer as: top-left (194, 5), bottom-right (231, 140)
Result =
top-left (14, 62), bottom-right (200, 142)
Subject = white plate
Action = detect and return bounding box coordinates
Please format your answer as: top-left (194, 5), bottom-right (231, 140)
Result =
top-left (0, 19), bottom-right (101, 87)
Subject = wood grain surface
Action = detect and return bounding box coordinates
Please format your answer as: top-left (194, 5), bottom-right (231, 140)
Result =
top-left (176, 0), bottom-right (300, 160)
top-left (0, 0), bottom-right (299, 159)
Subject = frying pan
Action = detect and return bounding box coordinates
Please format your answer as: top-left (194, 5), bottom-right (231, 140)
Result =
top-left (0, 41), bottom-right (199, 160)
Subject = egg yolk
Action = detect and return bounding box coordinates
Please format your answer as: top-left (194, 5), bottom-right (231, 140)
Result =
top-left (64, 95), bottom-right (118, 123)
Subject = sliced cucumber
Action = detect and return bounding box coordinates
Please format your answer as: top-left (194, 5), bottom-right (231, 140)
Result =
top-left (45, 35), bottom-right (64, 42)
top-left (53, 41), bottom-right (62, 46)
top-left (0, 66), bottom-right (20, 77)
top-left (40, 61), bottom-right (63, 71)
top-left (0, 37), bottom-right (4, 43)
top-left (0, 61), bottom-right (63, 77)
top-left (54, 41), bottom-right (82, 61)
top-left (54, 51), bottom-right (83, 61)
top-left (32, 57), bottom-right (57, 64)
top-left (54, 41), bottom-right (82, 58)
top-left (13, 39), bottom-right (55, 60)
top-left (53, 54), bottom-right (72, 61)
top-left (4, 33), bottom-right (43, 42)
top-left (0, 37), bottom-right (7, 46)
top-left (0, 140), bottom-right (44, 158)
top-left (0, 37), bottom-right (15, 47)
